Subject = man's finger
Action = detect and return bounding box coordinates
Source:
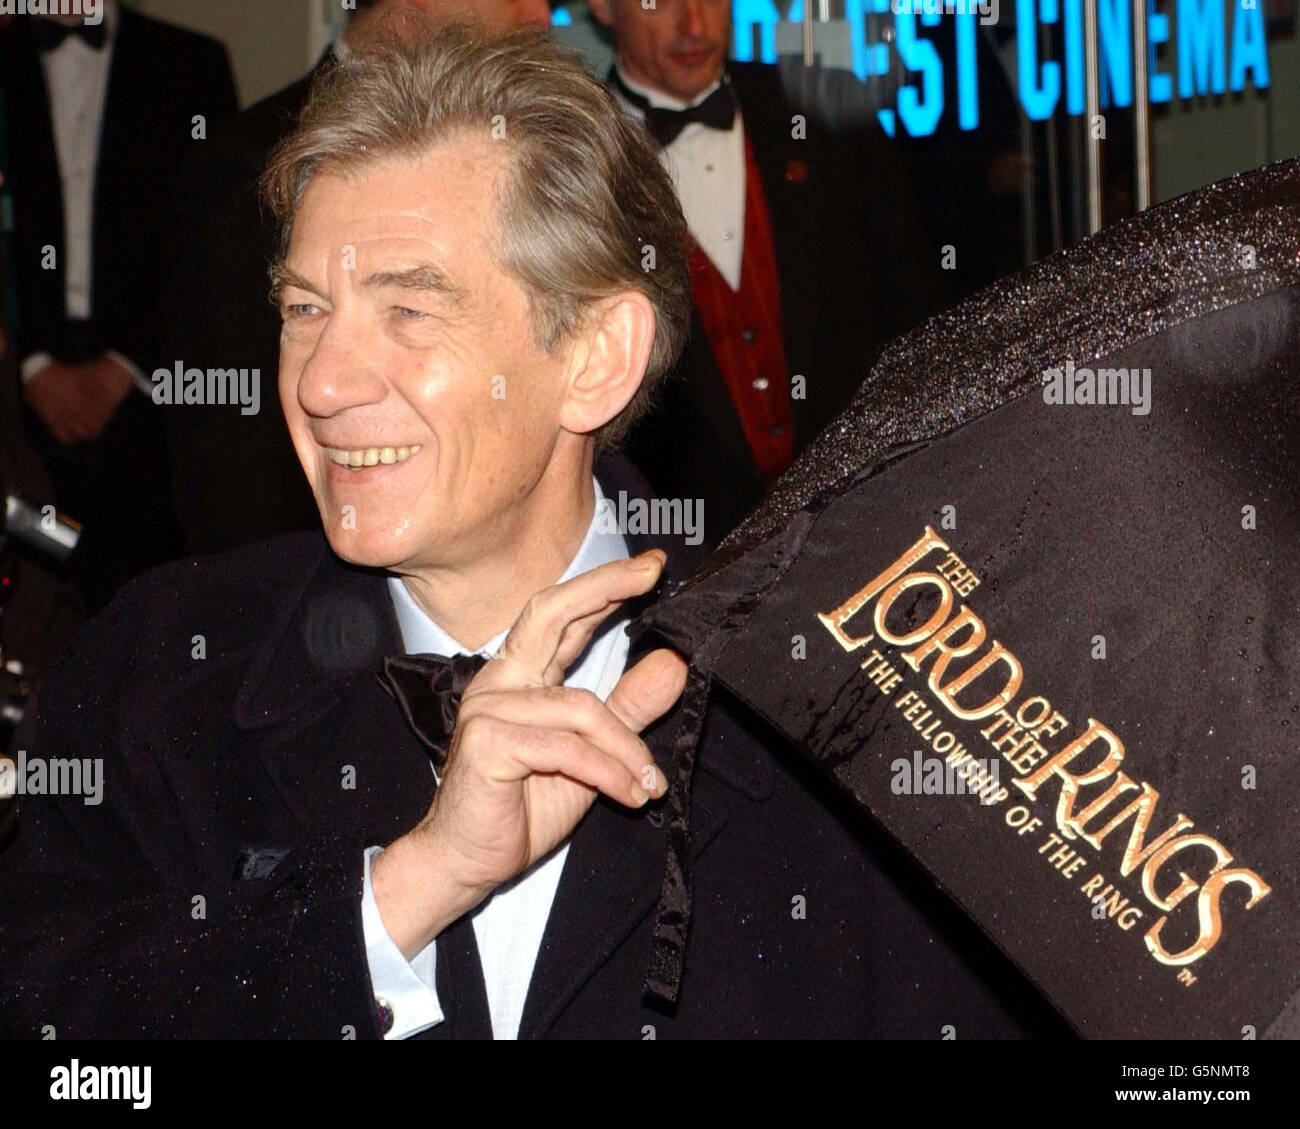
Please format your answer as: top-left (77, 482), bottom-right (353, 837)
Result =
top-left (459, 684), bottom-right (666, 795)
top-left (492, 550), bottom-right (665, 683)
top-left (604, 648), bottom-right (688, 734)
top-left (470, 715), bottom-right (651, 809)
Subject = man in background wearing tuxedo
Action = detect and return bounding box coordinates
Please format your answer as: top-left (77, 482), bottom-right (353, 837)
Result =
top-left (163, 0), bottom-right (551, 557)
top-left (594, 0), bottom-right (946, 544)
top-left (0, 1), bottom-right (236, 612)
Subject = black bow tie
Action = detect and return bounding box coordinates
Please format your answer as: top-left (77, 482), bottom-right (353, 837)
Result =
top-left (31, 16), bottom-right (108, 52)
top-left (376, 652), bottom-right (489, 771)
top-left (609, 67), bottom-right (737, 148)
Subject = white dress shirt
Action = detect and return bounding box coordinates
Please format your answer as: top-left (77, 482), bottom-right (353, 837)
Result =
top-left (362, 477), bottom-right (632, 1040)
top-left (612, 63), bottom-right (746, 292)
top-left (22, 1), bottom-right (150, 395)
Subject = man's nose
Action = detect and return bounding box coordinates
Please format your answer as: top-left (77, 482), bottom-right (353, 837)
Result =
top-left (293, 317), bottom-right (387, 419)
top-left (679, 0), bottom-right (707, 38)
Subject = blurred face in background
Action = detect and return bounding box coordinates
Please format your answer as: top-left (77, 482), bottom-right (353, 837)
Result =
top-left (590, 0), bottom-right (731, 102)
top-left (360, 0), bottom-right (552, 36)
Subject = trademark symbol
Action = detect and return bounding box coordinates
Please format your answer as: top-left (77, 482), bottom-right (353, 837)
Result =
top-left (1177, 969), bottom-right (1198, 987)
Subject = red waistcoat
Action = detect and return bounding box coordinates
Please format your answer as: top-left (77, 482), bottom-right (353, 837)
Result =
top-left (687, 130), bottom-right (793, 488)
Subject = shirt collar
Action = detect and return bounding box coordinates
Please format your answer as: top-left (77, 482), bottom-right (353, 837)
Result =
top-left (388, 475), bottom-right (630, 659)
top-left (613, 60), bottom-right (723, 114)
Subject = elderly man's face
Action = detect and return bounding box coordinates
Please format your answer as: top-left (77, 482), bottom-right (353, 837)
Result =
top-left (277, 137), bottom-right (571, 572)
top-left (591, 0), bottom-right (731, 102)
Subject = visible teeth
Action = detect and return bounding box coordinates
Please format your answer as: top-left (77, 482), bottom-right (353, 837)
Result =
top-left (325, 444), bottom-right (422, 468)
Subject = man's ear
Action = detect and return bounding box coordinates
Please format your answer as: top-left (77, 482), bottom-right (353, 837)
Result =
top-left (558, 291), bottom-right (656, 437)
top-left (588, 0), bottom-right (615, 29)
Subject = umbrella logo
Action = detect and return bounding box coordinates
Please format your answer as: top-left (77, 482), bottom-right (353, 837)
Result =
top-left (818, 524), bottom-right (1273, 973)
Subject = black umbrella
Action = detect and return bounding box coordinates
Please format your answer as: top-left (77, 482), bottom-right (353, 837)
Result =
top-left (635, 158), bottom-right (1300, 1039)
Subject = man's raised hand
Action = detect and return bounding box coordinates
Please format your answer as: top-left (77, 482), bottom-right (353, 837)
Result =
top-left (371, 550), bottom-right (687, 960)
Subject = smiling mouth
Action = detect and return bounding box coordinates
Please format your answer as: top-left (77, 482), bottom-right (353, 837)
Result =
top-left (324, 444), bottom-right (423, 469)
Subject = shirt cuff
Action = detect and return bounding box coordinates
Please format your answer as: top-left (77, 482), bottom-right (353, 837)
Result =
top-left (20, 353), bottom-right (55, 384)
top-left (105, 349), bottom-right (156, 398)
top-left (20, 351), bottom-right (153, 399)
top-left (361, 845), bottom-right (444, 1040)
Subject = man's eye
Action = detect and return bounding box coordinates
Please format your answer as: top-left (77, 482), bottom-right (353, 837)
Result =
top-left (393, 306), bottom-right (430, 320)
top-left (284, 303), bottom-right (321, 319)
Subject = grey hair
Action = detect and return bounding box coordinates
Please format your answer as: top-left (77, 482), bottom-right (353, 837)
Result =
top-left (261, 23), bottom-right (690, 446)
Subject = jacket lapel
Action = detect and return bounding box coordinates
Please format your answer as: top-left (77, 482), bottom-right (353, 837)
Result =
top-left (231, 537), bottom-right (428, 835)
top-left (517, 467), bottom-right (759, 1036)
top-left (515, 684), bottom-right (740, 1037)
top-left (94, 8), bottom-right (144, 289)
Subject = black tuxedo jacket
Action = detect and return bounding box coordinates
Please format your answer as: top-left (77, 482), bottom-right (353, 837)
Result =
top-left (622, 62), bottom-right (948, 545)
top-left (0, 8), bottom-right (236, 371)
top-left (0, 456), bottom-right (1064, 1038)
top-left (159, 62), bottom-right (325, 556)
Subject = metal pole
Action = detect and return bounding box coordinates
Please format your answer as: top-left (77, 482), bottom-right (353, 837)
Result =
top-left (802, 0), bottom-right (815, 67)
top-left (1042, 17), bottom-right (1063, 252)
top-left (1133, 0), bottom-right (1152, 209)
top-left (1084, 0), bottom-right (1103, 233)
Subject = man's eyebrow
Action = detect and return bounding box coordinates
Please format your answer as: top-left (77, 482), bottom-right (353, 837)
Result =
top-left (360, 263), bottom-right (468, 304)
top-left (268, 264), bottom-right (320, 301)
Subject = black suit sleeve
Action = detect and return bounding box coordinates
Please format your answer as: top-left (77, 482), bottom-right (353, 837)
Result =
top-left (0, 605), bottom-right (385, 1039)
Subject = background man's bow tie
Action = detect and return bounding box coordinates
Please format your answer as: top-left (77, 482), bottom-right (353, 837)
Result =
top-left (377, 652), bottom-right (488, 769)
top-left (32, 17), bottom-right (108, 52)
top-left (609, 68), bottom-right (737, 147)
